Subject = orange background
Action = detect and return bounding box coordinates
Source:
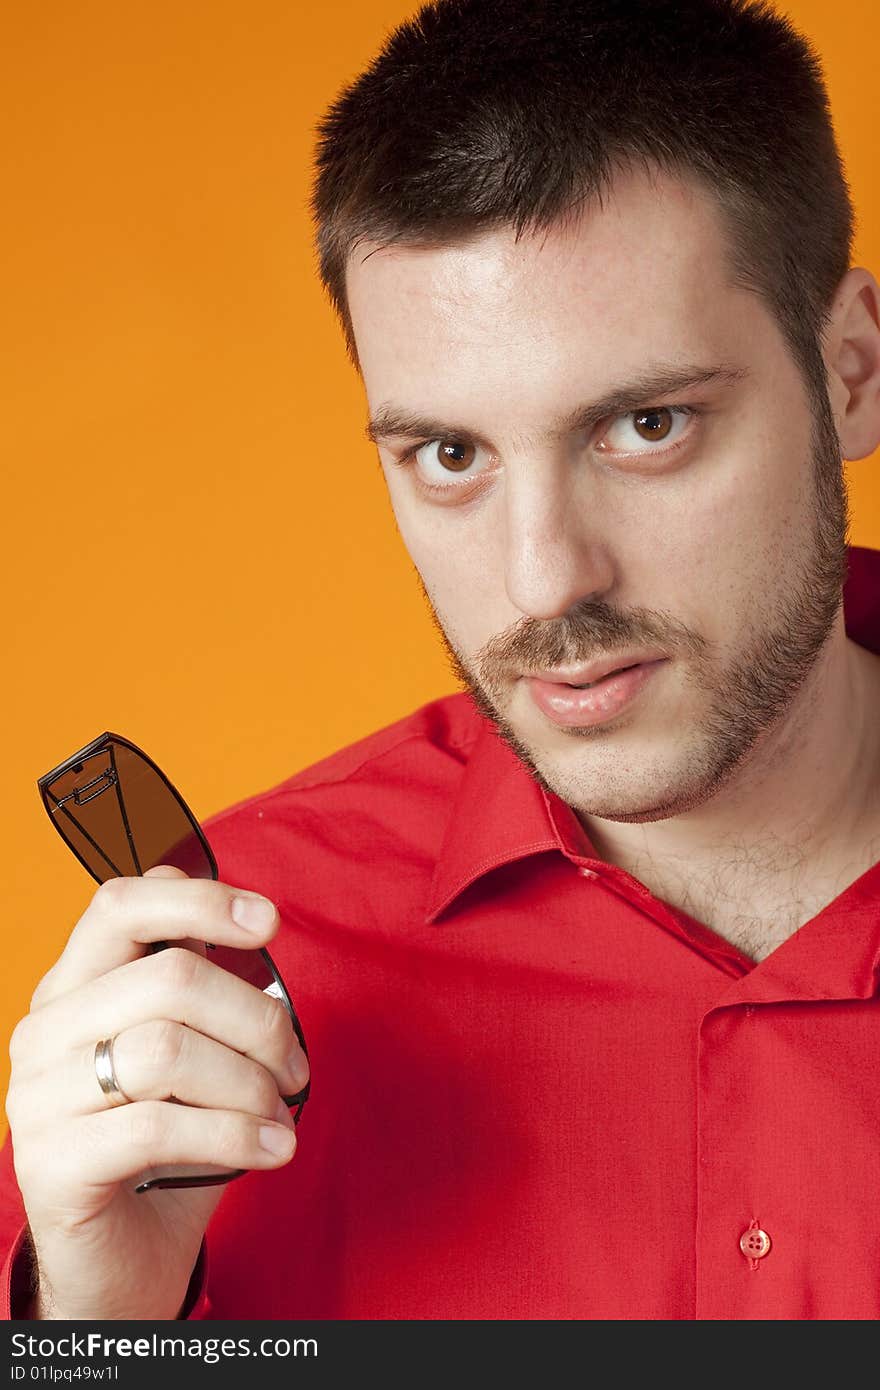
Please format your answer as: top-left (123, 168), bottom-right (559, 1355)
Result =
top-left (2, 0), bottom-right (878, 1136)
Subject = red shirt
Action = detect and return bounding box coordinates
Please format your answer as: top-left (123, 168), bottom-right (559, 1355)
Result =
top-left (3, 542), bottom-right (880, 1321)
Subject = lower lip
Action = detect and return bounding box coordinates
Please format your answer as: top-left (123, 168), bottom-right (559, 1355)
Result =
top-left (525, 659), bottom-right (668, 728)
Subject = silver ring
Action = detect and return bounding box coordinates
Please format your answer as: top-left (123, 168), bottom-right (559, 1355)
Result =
top-left (94, 1036), bottom-right (131, 1107)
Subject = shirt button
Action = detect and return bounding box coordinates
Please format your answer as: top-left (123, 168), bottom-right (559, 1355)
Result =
top-left (739, 1228), bottom-right (772, 1259)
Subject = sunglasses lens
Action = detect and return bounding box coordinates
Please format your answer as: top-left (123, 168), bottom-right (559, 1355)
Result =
top-left (203, 940), bottom-right (278, 992)
top-left (200, 942), bottom-right (309, 1095)
top-left (40, 741), bottom-right (213, 882)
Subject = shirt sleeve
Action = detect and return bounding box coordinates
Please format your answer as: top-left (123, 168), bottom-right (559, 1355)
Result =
top-left (0, 1128), bottom-right (32, 1320)
top-left (2, 1222), bottom-right (36, 1319)
top-left (2, 1227), bottom-right (212, 1320)
top-left (0, 1129), bottom-right (213, 1320)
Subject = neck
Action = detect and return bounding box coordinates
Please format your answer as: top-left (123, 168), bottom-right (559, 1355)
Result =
top-left (578, 632), bottom-right (880, 962)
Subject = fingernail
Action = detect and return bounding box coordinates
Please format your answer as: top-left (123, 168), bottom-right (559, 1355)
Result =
top-left (259, 1123), bottom-right (296, 1156)
top-left (231, 894), bottom-right (276, 931)
top-left (275, 1096), bottom-right (296, 1128)
top-left (286, 1050), bottom-right (308, 1093)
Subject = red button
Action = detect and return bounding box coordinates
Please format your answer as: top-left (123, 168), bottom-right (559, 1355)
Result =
top-left (739, 1228), bottom-right (771, 1259)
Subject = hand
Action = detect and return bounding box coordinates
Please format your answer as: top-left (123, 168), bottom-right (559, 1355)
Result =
top-left (4, 864), bottom-right (309, 1320)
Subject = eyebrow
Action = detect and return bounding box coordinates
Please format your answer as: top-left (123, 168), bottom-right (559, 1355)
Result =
top-left (364, 362), bottom-right (751, 446)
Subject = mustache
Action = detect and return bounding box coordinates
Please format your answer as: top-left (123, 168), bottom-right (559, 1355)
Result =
top-left (413, 569), bottom-right (706, 695)
top-left (473, 603), bottom-right (693, 685)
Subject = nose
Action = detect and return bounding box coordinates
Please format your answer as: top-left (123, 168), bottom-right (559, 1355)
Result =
top-left (502, 462), bottom-right (615, 620)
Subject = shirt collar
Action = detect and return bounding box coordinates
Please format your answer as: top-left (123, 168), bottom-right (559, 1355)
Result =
top-left (424, 542), bottom-right (880, 927)
top-left (423, 717), bottom-right (591, 924)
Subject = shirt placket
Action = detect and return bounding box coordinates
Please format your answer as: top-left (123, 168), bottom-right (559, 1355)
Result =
top-left (695, 948), bottom-right (880, 1320)
top-left (695, 998), bottom-right (778, 1318)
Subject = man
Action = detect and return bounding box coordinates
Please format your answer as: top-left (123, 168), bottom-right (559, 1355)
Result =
top-left (3, 0), bottom-right (880, 1320)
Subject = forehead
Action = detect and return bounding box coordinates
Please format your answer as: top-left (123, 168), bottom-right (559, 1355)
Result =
top-left (344, 167), bottom-right (751, 393)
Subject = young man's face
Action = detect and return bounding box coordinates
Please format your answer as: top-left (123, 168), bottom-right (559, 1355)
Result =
top-left (345, 165), bottom-right (850, 823)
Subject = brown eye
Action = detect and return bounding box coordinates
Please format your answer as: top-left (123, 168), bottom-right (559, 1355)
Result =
top-left (632, 408), bottom-right (673, 442)
top-left (404, 435), bottom-right (493, 498)
top-left (436, 440), bottom-right (475, 472)
top-left (595, 404), bottom-right (697, 458)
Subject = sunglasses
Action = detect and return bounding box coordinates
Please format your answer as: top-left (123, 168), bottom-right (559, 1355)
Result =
top-left (37, 731), bottom-right (309, 1194)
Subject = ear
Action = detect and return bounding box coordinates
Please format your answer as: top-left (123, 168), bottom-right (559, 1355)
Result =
top-left (822, 266), bottom-right (880, 462)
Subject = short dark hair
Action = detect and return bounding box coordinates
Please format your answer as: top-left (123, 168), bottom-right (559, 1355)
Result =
top-left (308, 0), bottom-right (854, 411)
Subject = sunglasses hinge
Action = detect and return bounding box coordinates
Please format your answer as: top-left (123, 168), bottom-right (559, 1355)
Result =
top-left (53, 767), bottom-right (118, 809)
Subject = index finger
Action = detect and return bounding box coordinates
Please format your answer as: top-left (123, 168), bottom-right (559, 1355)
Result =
top-left (32, 864), bottom-right (280, 1008)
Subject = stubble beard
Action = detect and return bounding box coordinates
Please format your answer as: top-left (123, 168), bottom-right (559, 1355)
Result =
top-left (415, 382), bottom-right (852, 825)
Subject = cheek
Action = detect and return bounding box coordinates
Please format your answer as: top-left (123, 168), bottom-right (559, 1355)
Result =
top-left (384, 475), bottom-right (477, 582)
top-left (383, 485), bottom-right (439, 578)
top-left (413, 534), bottom-right (486, 624)
top-left (652, 435), bottom-right (795, 609)
top-left (388, 503), bottom-right (498, 642)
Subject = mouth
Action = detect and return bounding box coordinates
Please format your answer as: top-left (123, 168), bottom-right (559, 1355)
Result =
top-left (523, 658), bottom-right (669, 729)
top-left (526, 650), bottom-right (669, 689)
top-left (564, 663), bottom-right (641, 689)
